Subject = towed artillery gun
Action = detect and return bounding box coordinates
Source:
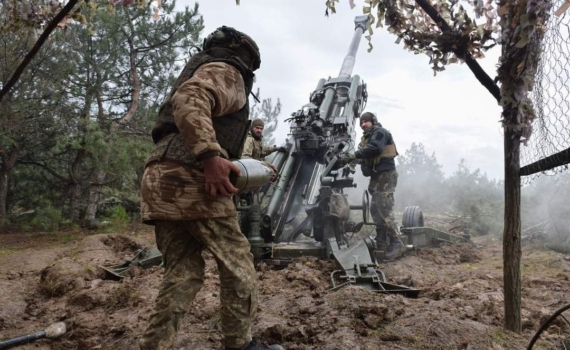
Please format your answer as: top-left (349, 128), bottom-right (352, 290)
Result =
top-left (102, 16), bottom-right (469, 296)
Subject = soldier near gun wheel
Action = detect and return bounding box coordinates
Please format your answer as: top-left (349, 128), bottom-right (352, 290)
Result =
top-left (340, 112), bottom-right (405, 260)
top-left (139, 26), bottom-right (283, 350)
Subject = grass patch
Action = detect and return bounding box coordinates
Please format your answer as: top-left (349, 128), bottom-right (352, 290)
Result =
top-left (38, 269), bottom-right (77, 298)
top-left (0, 247), bottom-right (22, 257)
top-left (461, 264), bottom-right (478, 271)
top-left (491, 329), bottom-right (509, 347)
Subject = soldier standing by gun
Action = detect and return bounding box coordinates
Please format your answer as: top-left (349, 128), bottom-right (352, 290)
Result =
top-left (239, 118), bottom-right (284, 237)
top-left (242, 118), bottom-right (286, 159)
top-left (341, 112), bottom-right (405, 260)
top-left (139, 26), bottom-right (283, 350)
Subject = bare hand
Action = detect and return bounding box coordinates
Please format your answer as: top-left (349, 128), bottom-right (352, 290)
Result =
top-left (264, 161), bottom-right (278, 182)
top-left (202, 156), bottom-right (241, 197)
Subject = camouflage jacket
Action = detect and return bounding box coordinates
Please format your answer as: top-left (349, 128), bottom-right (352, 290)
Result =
top-left (141, 62), bottom-right (247, 223)
top-left (242, 132), bottom-right (276, 160)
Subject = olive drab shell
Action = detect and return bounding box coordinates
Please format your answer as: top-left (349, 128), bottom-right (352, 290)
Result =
top-left (148, 49), bottom-right (255, 168)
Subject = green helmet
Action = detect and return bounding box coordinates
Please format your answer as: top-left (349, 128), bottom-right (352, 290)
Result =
top-left (203, 26), bottom-right (261, 71)
top-left (360, 112), bottom-right (380, 126)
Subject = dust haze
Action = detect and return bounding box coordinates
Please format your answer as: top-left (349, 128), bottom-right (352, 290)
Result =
top-left (344, 142), bottom-right (570, 249)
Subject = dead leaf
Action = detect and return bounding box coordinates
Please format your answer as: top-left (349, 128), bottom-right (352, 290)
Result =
top-left (57, 16), bottom-right (72, 29)
top-left (497, 3), bottom-right (509, 16)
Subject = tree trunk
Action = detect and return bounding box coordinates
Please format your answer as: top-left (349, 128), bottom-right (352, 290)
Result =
top-left (84, 168), bottom-right (106, 224)
top-left (503, 119), bottom-right (522, 332)
top-left (0, 168), bottom-right (11, 226)
top-left (83, 26), bottom-right (142, 225)
top-left (68, 149), bottom-right (87, 222)
top-left (69, 182), bottom-right (82, 221)
top-left (0, 148), bottom-right (19, 226)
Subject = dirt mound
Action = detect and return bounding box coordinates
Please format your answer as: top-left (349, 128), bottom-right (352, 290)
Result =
top-left (416, 242), bottom-right (482, 265)
top-left (36, 234), bottom-right (147, 299)
top-left (1, 233), bottom-right (569, 350)
top-left (101, 234), bottom-right (143, 254)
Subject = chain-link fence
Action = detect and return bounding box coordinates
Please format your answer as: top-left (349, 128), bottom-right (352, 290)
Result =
top-left (523, 1), bottom-right (570, 182)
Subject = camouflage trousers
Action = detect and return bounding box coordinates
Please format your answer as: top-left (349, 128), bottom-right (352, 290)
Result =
top-left (368, 170), bottom-right (400, 247)
top-left (139, 217), bottom-right (257, 350)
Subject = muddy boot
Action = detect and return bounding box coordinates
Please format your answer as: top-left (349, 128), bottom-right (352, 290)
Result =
top-left (385, 238), bottom-right (405, 260)
top-left (375, 228), bottom-right (388, 251)
top-left (226, 339), bottom-right (285, 350)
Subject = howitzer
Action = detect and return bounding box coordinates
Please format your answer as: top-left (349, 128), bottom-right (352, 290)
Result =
top-left (244, 16), bottom-right (467, 294)
top-left (261, 15), bottom-right (370, 249)
top-left (239, 15), bottom-right (423, 295)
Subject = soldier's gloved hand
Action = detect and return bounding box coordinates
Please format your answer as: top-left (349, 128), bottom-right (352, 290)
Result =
top-left (202, 156), bottom-right (240, 197)
top-left (337, 154), bottom-right (356, 166)
top-left (276, 146), bottom-right (288, 153)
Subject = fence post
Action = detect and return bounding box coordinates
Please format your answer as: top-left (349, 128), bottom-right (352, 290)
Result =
top-left (503, 111), bottom-right (522, 332)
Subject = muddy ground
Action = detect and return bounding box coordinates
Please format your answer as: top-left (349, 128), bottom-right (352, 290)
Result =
top-left (1, 221), bottom-right (569, 350)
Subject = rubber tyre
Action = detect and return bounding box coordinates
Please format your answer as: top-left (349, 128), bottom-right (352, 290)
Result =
top-left (402, 206), bottom-right (424, 228)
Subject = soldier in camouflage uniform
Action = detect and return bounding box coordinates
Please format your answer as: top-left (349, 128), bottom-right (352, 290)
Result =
top-left (239, 118), bottom-right (285, 236)
top-left (341, 112), bottom-right (404, 260)
top-left (139, 26), bottom-right (283, 350)
top-left (242, 118), bottom-right (285, 160)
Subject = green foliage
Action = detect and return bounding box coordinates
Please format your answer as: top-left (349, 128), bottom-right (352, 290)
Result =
top-left (395, 143), bottom-right (503, 235)
top-left (0, 1), bottom-right (162, 33)
top-left (101, 204), bottom-right (130, 230)
top-left (446, 160), bottom-right (504, 235)
top-left (28, 206), bottom-right (63, 232)
top-left (2, 0), bottom-right (204, 225)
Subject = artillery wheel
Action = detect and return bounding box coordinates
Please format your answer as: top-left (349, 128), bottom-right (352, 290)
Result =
top-left (402, 206), bottom-right (424, 228)
top-left (362, 190), bottom-right (372, 225)
top-left (313, 214), bottom-right (325, 242)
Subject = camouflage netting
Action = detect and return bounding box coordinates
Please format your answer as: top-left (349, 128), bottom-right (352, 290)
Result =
top-left (523, 0), bottom-right (570, 182)
top-left (326, 0), bottom-right (501, 74)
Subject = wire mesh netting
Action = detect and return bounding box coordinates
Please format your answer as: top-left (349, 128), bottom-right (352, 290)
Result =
top-left (523, 0), bottom-right (570, 182)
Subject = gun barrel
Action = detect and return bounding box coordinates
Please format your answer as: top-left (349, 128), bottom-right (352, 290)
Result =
top-left (262, 152), bottom-right (297, 229)
top-left (338, 15), bottom-right (369, 78)
top-left (270, 150), bottom-right (288, 173)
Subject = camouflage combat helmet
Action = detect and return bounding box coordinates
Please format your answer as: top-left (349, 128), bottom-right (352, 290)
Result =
top-left (203, 26), bottom-right (261, 71)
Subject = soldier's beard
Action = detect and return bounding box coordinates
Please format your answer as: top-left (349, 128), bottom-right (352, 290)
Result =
top-left (252, 130), bottom-right (263, 140)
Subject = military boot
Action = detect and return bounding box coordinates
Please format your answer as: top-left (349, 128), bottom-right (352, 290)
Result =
top-left (374, 228), bottom-right (388, 251)
top-left (226, 339), bottom-right (285, 350)
top-left (385, 238), bottom-right (405, 260)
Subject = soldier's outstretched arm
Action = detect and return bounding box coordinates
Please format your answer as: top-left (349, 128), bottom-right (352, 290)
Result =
top-left (261, 145), bottom-right (278, 158)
